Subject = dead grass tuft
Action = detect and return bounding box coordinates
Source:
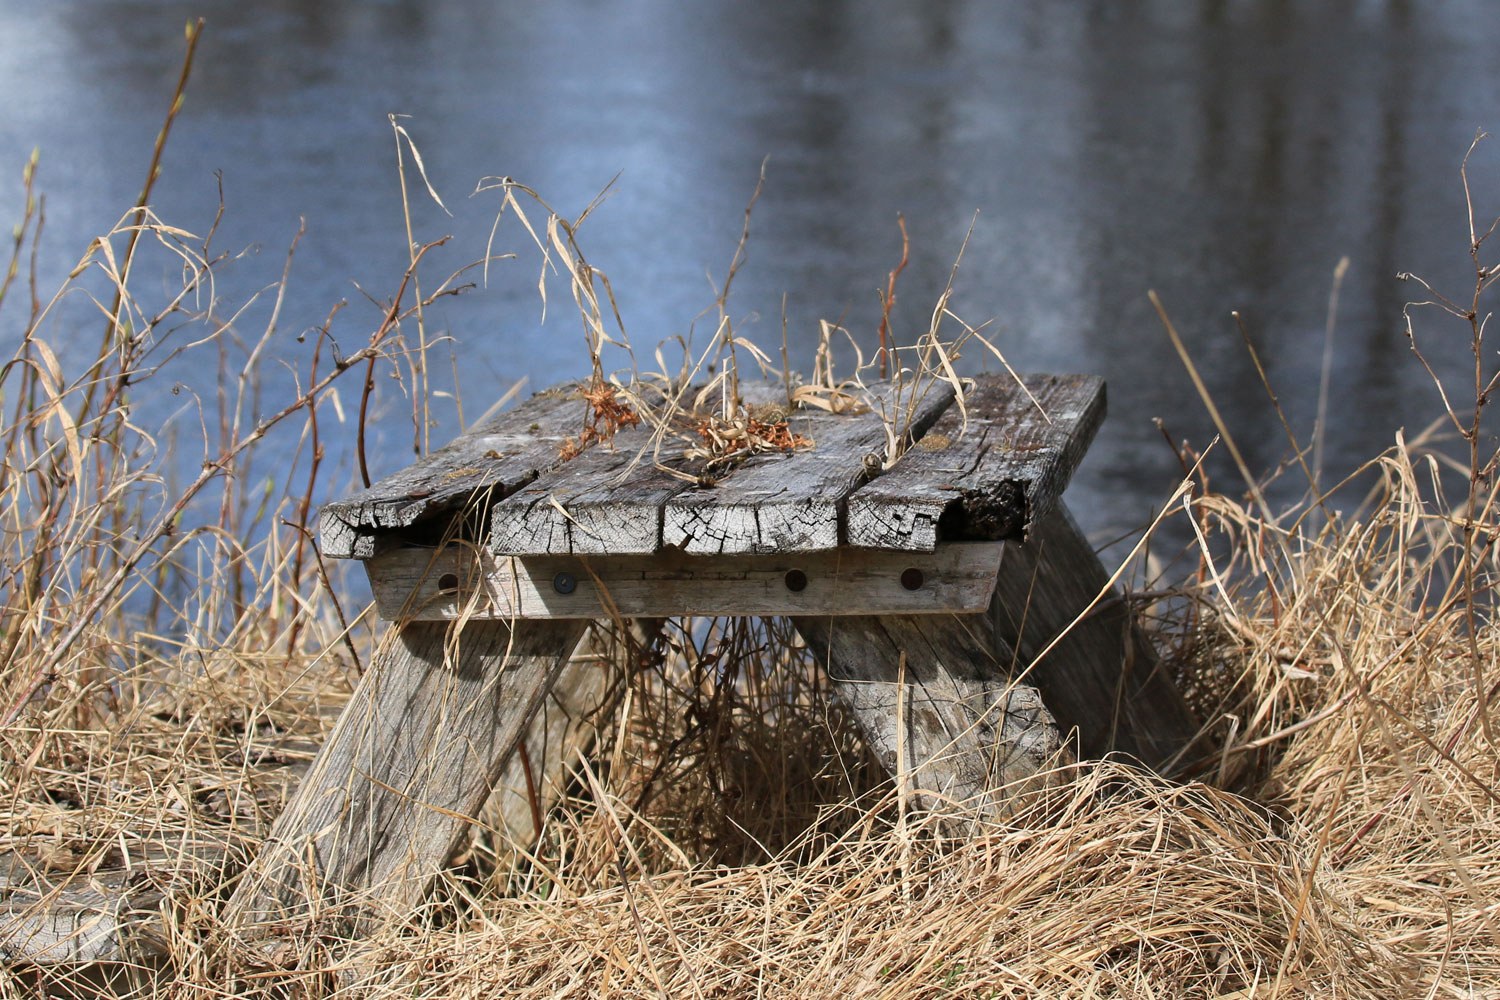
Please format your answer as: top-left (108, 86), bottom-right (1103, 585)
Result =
top-left (559, 383), bottom-right (643, 461)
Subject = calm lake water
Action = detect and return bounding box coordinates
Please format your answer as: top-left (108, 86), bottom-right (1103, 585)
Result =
top-left (3, 0), bottom-right (1500, 551)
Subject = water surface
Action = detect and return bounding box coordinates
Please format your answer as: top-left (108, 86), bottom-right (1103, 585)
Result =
top-left (3, 0), bottom-right (1499, 548)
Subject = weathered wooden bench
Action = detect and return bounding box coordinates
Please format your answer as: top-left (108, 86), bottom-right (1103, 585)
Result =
top-left (226, 373), bottom-right (1200, 927)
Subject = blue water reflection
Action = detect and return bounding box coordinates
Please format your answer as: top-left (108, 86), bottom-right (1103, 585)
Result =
top-left (2, 0), bottom-right (1498, 541)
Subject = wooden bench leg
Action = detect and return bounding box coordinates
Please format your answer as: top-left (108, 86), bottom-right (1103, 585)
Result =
top-left (792, 613), bottom-right (1068, 816)
top-left (227, 618), bottom-right (587, 929)
top-left (794, 503), bottom-right (1203, 812)
top-left (483, 618), bottom-right (665, 874)
top-left (988, 503), bottom-right (1202, 769)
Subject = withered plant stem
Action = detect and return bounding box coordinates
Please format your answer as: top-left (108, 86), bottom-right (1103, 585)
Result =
top-left (2, 339), bottom-right (384, 727)
top-left (283, 312), bottom-right (337, 660)
top-left (357, 236), bottom-right (450, 488)
top-left (84, 18), bottom-right (202, 421)
top-left (0, 148), bottom-right (39, 313)
top-left (876, 212), bottom-right (909, 380)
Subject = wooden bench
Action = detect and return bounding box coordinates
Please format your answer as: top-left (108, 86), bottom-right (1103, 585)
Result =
top-left (227, 373), bottom-right (1200, 927)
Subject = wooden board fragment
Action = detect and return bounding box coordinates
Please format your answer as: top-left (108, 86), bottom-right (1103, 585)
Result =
top-left (793, 612), bottom-right (1068, 816)
top-left (226, 618), bottom-right (587, 929)
top-left (2, 873), bottom-right (152, 963)
top-left (845, 374), bottom-right (1105, 551)
top-left (987, 503), bottom-right (1201, 768)
top-left (0, 840), bottom-right (228, 964)
top-left (364, 542), bottom-right (1003, 621)
top-left (319, 387), bottom-right (582, 559)
top-left (485, 382), bottom-right (792, 557)
top-left (663, 381), bottom-right (957, 554)
top-left (0, 730), bottom-right (318, 965)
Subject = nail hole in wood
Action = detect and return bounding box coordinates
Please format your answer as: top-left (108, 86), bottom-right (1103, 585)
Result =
top-left (784, 569), bottom-right (808, 592)
top-left (437, 573), bottom-right (459, 592)
top-left (900, 568), bottom-right (924, 591)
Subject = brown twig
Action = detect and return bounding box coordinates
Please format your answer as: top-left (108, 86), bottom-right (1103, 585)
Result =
top-left (2, 339), bottom-right (385, 726)
top-left (357, 236), bottom-right (450, 487)
top-left (876, 213), bottom-right (909, 380)
top-left (84, 18), bottom-right (203, 420)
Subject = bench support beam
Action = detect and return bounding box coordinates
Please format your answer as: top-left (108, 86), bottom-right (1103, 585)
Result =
top-left (793, 612), bottom-right (1067, 817)
top-left (227, 618), bottom-right (586, 929)
top-left (482, 618), bottom-right (664, 879)
top-left (988, 504), bottom-right (1201, 768)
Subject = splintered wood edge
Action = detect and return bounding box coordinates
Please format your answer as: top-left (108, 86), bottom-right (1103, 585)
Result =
top-left (844, 374), bottom-right (1106, 551)
top-left (660, 380), bottom-right (958, 555)
top-left (486, 382), bottom-right (792, 557)
top-left (318, 388), bottom-right (581, 559)
top-left (363, 542), bottom-right (1005, 620)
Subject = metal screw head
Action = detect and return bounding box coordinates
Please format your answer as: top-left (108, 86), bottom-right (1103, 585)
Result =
top-left (900, 568), bottom-right (924, 591)
top-left (552, 572), bottom-right (577, 595)
top-left (784, 569), bottom-right (808, 592)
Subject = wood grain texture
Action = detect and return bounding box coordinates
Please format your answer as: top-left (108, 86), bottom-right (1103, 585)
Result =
top-left (846, 374), bottom-right (1105, 551)
top-left (663, 381), bottom-right (957, 554)
top-left (0, 842), bottom-right (225, 963)
top-left (794, 612), bottom-right (1067, 816)
top-left (485, 429), bottom-right (689, 556)
top-left (484, 382), bottom-right (788, 557)
top-left (482, 619), bottom-right (663, 874)
top-left (226, 618), bottom-right (587, 929)
top-left (988, 503), bottom-right (1201, 768)
top-left (319, 387), bottom-right (581, 559)
top-left (365, 542), bottom-right (1004, 620)
top-left (483, 414), bottom-right (689, 557)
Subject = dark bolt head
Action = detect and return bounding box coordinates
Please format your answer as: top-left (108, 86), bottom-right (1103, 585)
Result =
top-left (900, 568), bottom-right (924, 591)
top-left (784, 569), bottom-right (808, 592)
top-left (552, 572), bottom-right (577, 595)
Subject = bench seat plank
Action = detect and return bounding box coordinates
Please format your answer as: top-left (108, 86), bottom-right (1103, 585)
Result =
top-left (845, 374), bottom-right (1105, 551)
top-left (318, 386), bottom-right (581, 559)
top-left (663, 381), bottom-right (957, 554)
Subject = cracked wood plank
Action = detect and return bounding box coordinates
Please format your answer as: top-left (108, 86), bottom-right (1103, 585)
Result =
top-left (486, 382), bottom-right (817, 556)
top-left (318, 385), bottom-right (583, 559)
top-left (484, 427), bottom-right (686, 556)
top-left (365, 542), bottom-right (1004, 620)
top-left (663, 381), bottom-right (957, 554)
top-left (483, 381), bottom-right (777, 556)
top-left (845, 373), bottom-right (1105, 551)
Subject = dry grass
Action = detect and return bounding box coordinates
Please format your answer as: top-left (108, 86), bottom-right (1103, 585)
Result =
top-left (5, 54), bottom-right (1500, 994)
